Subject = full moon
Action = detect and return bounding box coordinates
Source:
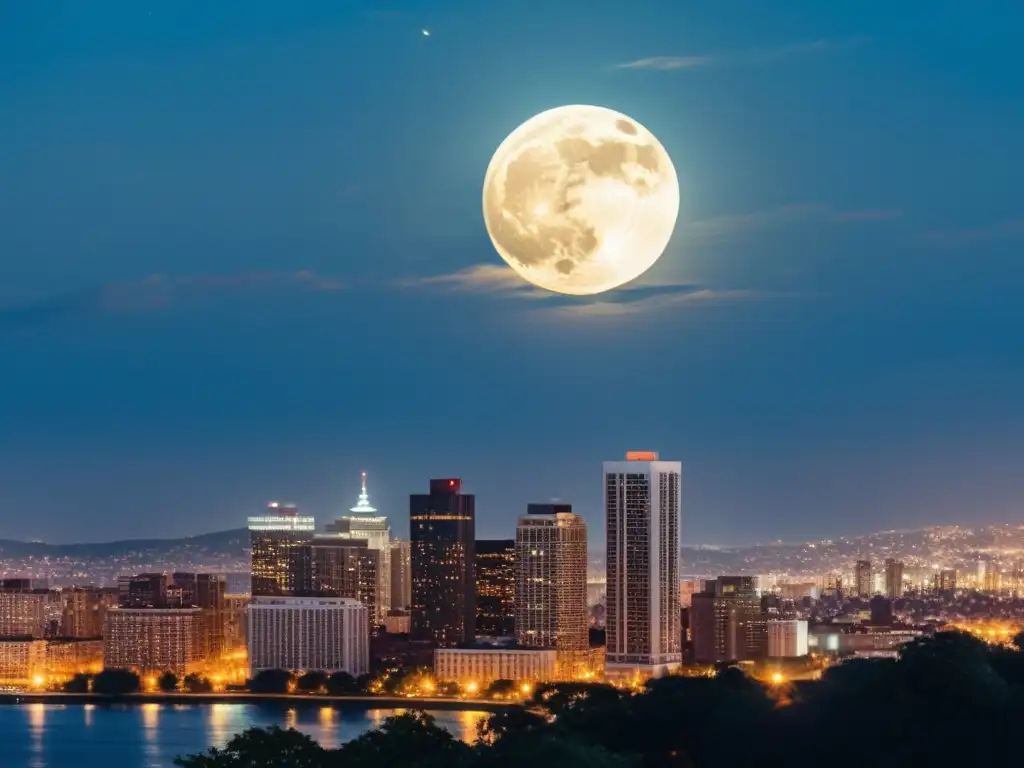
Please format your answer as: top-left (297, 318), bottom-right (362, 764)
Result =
top-left (482, 105), bottom-right (680, 296)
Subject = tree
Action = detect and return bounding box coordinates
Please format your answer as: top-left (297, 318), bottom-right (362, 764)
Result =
top-left (476, 706), bottom-right (549, 745)
top-left (63, 673), bottom-right (92, 693)
top-left (483, 679), bottom-right (517, 699)
top-left (184, 674), bottom-right (214, 693)
top-left (296, 671), bottom-right (327, 693)
top-left (158, 671), bottom-right (179, 692)
top-left (174, 726), bottom-right (327, 768)
top-left (247, 669), bottom-right (293, 694)
top-left (325, 671), bottom-right (358, 695)
top-left (337, 711), bottom-right (470, 768)
top-left (92, 668), bottom-right (141, 695)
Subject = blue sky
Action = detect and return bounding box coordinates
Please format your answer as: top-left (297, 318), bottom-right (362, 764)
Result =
top-left (1, 0), bottom-right (1022, 545)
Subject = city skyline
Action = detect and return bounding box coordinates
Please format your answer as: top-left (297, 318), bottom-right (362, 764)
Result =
top-left (2, 2), bottom-right (1023, 547)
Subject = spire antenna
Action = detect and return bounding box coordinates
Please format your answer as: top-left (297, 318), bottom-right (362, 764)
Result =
top-left (350, 470), bottom-right (377, 514)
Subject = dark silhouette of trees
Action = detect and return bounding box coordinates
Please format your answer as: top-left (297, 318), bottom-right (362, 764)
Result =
top-left (324, 672), bottom-right (359, 695)
top-left (92, 669), bottom-right (141, 695)
top-left (296, 671), bottom-right (328, 693)
top-left (62, 673), bottom-right (92, 693)
top-left (178, 630), bottom-right (1024, 767)
top-left (246, 669), bottom-right (293, 694)
top-left (158, 672), bottom-right (179, 692)
top-left (482, 679), bottom-right (516, 699)
top-left (183, 674), bottom-right (213, 693)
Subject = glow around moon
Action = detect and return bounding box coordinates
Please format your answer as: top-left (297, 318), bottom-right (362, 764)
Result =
top-left (482, 105), bottom-right (680, 296)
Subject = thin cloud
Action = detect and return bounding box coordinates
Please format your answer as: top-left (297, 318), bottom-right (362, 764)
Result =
top-left (405, 203), bottom-right (899, 300)
top-left (615, 37), bottom-right (872, 71)
top-left (919, 219), bottom-right (1024, 247)
top-left (0, 270), bottom-right (346, 330)
top-left (537, 288), bottom-right (772, 319)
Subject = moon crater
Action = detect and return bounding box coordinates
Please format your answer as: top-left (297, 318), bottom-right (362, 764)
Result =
top-left (483, 105), bottom-right (680, 296)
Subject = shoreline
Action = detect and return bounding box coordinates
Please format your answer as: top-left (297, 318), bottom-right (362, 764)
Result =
top-left (0, 691), bottom-right (514, 711)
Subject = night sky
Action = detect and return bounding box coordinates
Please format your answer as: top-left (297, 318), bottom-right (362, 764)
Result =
top-left (2, 1), bottom-right (1022, 546)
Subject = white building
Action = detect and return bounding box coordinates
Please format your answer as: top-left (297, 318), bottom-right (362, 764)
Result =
top-left (322, 472), bottom-right (391, 621)
top-left (247, 596), bottom-right (369, 676)
top-left (434, 647), bottom-right (558, 686)
top-left (767, 620), bottom-right (809, 657)
top-left (603, 451), bottom-right (682, 681)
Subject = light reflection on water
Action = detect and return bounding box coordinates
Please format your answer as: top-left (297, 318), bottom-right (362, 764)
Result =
top-left (0, 703), bottom-right (491, 768)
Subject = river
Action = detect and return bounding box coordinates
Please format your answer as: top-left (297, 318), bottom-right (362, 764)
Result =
top-left (0, 702), bottom-right (490, 768)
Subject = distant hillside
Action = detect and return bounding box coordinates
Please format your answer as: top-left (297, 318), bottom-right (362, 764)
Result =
top-left (0, 528), bottom-right (249, 559)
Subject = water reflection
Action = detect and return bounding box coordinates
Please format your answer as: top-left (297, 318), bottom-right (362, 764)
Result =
top-left (84, 702), bottom-right (95, 727)
top-left (141, 703), bottom-right (161, 768)
top-left (457, 709), bottom-right (487, 744)
top-left (27, 703), bottom-right (46, 768)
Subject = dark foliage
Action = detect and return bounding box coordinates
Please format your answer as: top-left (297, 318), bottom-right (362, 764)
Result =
top-left (183, 674), bottom-right (214, 693)
top-left (158, 671), bottom-right (179, 692)
top-left (179, 630), bottom-right (1024, 767)
top-left (324, 671), bottom-right (361, 695)
top-left (246, 669), bottom-right (293, 694)
top-left (296, 671), bottom-right (328, 693)
top-left (62, 673), bottom-right (92, 693)
top-left (92, 668), bottom-right (141, 695)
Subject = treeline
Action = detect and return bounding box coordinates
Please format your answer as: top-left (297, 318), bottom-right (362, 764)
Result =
top-left (59, 668), bottom-right (376, 695)
top-left (176, 630), bottom-right (1024, 767)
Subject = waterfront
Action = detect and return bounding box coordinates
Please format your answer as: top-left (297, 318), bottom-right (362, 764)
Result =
top-left (0, 702), bottom-right (490, 768)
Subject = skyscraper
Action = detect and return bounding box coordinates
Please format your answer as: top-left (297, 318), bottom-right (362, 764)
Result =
top-left (248, 503), bottom-right (315, 597)
top-left (476, 539), bottom-right (515, 637)
top-left (389, 539), bottom-right (412, 611)
top-left (310, 538), bottom-right (380, 618)
top-left (603, 451), bottom-right (682, 680)
top-left (324, 473), bottom-right (391, 619)
top-left (515, 504), bottom-right (589, 677)
top-left (410, 478), bottom-right (476, 647)
top-left (885, 559), bottom-right (905, 598)
top-left (855, 560), bottom-right (872, 598)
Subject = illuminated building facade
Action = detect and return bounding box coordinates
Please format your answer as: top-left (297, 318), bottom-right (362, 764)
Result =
top-left (247, 596), bottom-right (369, 676)
top-left (103, 608), bottom-right (203, 675)
top-left (885, 559), bottom-right (905, 598)
top-left (855, 560), bottom-right (872, 598)
top-left (939, 569), bottom-right (958, 592)
top-left (390, 539), bottom-right (412, 611)
top-left (0, 590), bottom-right (62, 638)
top-left (476, 539), bottom-right (515, 637)
top-left (60, 587), bottom-right (118, 639)
top-left (324, 472), bottom-right (391, 619)
top-left (173, 572), bottom-right (228, 658)
top-left (0, 639), bottom-right (104, 685)
top-left (224, 593), bottom-right (250, 649)
top-left (690, 577), bottom-right (766, 664)
top-left (516, 505), bottom-right (590, 677)
top-left (410, 478), bottom-right (476, 647)
top-left (766, 620), bottom-right (809, 657)
top-left (311, 538), bottom-right (381, 620)
top-left (248, 503), bottom-right (315, 597)
top-left (604, 452), bottom-right (682, 680)
top-left (433, 647), bottom-right (557, 686)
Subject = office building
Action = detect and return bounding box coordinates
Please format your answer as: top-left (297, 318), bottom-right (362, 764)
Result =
top-left (766, 620), bottom-right (809, 657)
top-left (884, 559), bottom-right (905, 599)
top-left (103, 608), bottom-right (203, 675)
top-left (0, 590), bottom-right (62, 638)
top-left (248, 503), bottom-right (315, 597)
top-left (410, 478), bottom-right (476, 647)
top-left (690, 577), bottom-right (766, 664)
top-left (324, 472), bottom-right (391, 619)
top-left (854, 560), bottom-right (872, 598)
top-left (310, 538), bottom-right (381, 620)
top-left (118, 573), bottom-right (170, 608)
top-left (224, 594), bottom-right (250, 650)
top-left (60, 588), bottom-right (118, 639)
top-left (476, 539), bottom-right (515, 637)
top-left (390, 540), bottom-right (412, 611)
top-left (870, 595), bottom-right (894, 626)
top-left (247, 596), bottom-right (369, 676)
top-left (434, 647), bottom-right (558, 687)
top-left (173, 573), bottom-right (227, 658)
top-left (938, 569), bottom-right (958, 592)
top-left (516, 504), bottom-right (590, 677)
top-left (603, 452), bottom-right (682, 680)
